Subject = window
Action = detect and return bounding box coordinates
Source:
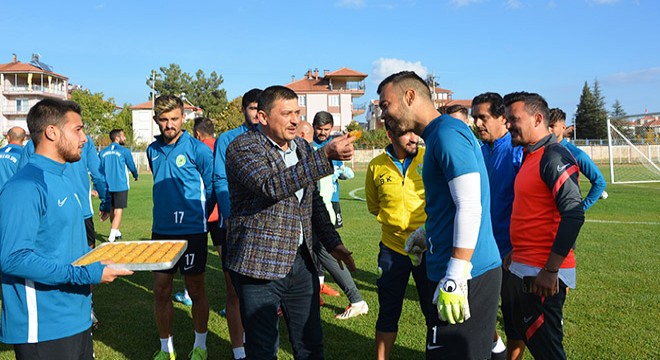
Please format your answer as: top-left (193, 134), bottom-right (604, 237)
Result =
top-left (298, 95), bottom-right (306, 107)
top-left (329, 95), bottom-right (339, 107)
top-left (300, 115), bottom-right (307, 121)
top-left (16, 98), bottom-right (29, 113)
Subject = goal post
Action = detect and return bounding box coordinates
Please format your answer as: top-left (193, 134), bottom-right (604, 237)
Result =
top-left (607, 116), bottom-right (660, 184)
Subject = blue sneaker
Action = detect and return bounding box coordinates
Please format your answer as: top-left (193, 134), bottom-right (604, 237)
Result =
top-left (218, 308), bottom-right (226, 317)
top-left (174, 292), bottom-right (192, 306)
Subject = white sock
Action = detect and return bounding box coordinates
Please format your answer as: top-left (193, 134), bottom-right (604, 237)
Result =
top-left (184, 289), bottom-right (191, 301)
top-left (351, 300), bottom-right (367, 307)
top-left (108, 229), bottom-right (119, 242)
top-left (233, 347), bottom-right (246, 359)
top-left (160, 336), bottom-right (174, 353)
top-left (193, 331), bottom-right (207, 350)
top-left (319, 276), bottom-right (325, 285)
top-left (492, 336), bottom-right (506, 353)
top-left (116, 229), bottom-right (122, 237)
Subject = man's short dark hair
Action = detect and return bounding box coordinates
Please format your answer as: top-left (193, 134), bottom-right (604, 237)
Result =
top-left (27, 98), bottom-right (82, 146)
top-left (472, 92), bottom-right (505, 118)
top-left (376, 71), bottom-right (431, 100)
top-left (109, 129), bottom-right (124, 142)
top-left (193, 117), bottom-right (215, 136)
top-left (444, 104), bottom-right (469, 118)
top-left (503, 92), bottom-right (550, 125)
top-left (257, 86), bottom-right (298, 115)
top-left (242, 88), bottom-right (262, 108)
top-left (312, 111), bottom-right (334, 128)
top-left (548, 108), bottom-right (567, 127)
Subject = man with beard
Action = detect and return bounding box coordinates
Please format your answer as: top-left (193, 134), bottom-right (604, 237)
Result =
top-left (378, 71), bottom-right (501, 359)
top-left (99, 128), bottom-right (138, 242)
top-left (366, 119), bottom-right (434, 359)
top-left (148, 95), bottom-right (213, 360)
top-left (503, 92), bottom-right (584, 360)
top-left (0, 98), bottom-right (131, 359)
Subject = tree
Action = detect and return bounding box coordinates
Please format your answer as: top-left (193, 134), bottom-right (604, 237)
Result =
top-left (609, 99), bottom-right (634, 138)
top-left (146, 64), bottom-right (228, 120)
top-left (216, 96), bottom-right (245, 133)
top-left (70, 89), bottom-right (118, 144)
top-left (575, 80), bottom-right (607, 139)
top-left (611, 99), bottom-right (627, 118)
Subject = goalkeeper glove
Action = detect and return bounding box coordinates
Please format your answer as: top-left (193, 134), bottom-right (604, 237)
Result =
top-left (433, 257), bottom-right (472, 324)
top-left (404, 226), bottom-right (427, 267)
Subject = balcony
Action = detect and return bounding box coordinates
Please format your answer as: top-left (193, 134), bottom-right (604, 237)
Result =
top-left (2, 84), bottom-right (67, 97)
top-left (2, 106), bottom-right (29, 116)
top-left (352, 102), bottom-right (366, 117)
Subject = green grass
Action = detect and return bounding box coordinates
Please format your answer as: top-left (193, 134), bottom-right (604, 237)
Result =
top-left (1, 167), bottom-right (659, 359)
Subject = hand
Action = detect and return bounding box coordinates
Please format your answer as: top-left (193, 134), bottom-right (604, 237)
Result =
top-left (502, 251), bottom-right (512, 271)
top-left (533, 269), bottom-right (559, 297)
top-left (99, 211), bottom-right (110, 222)
top-left (324, 134), bottom-right (355, 161)
top-left (99, 261), bottom-right (133, 284)
top-left (90, 190), bottom-right (99, 198)
top-left (433, 258), bottom-right (472, 324)
top-left (330, 244), bottom-right (356, 272)
top-left (404, 226), bottom-right (427, 266)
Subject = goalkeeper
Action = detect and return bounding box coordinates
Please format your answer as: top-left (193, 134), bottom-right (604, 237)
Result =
top-left (377, 71), bottom-right (502, 359)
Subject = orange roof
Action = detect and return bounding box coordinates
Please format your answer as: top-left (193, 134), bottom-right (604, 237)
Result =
top-left (434, 87), bottom-right (453, 94)
top-left (286, 78), bottom-right (330, 92)
top-left (445, 99), bottom-right (472, 107)
top-left (325, 67), bottom-right (368, 78)
top-left (0, 61), bottom-right (67, 79)
top-left (130, 100), bottom-right (198, 110)
top-left (647, 119), bottom-right (660, 127)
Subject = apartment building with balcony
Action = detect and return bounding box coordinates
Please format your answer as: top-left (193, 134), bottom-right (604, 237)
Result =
top-left (0, 54), bottom-right (68, 137)
top-left (286, 67), bottom-right (367, 131)
top-left (130, 100), bottom-right (202, 144)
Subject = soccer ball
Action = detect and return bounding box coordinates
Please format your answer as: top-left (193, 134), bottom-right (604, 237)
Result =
top-left (600, 191), bottom-right (609, 199)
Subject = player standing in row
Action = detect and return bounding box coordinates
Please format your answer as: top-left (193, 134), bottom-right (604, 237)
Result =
top-left (212, 88), bottom-right (262, 360)
top-left (548, 108), bottom-right (607, 210)
top-left (99, 128), bottom-right (138, 242)
top-left (0, 98), bottom-right (131, 359)
top-left (472, 92), bottom-right (525, 360)
top-left (224, 85), bottom-right (356, 359)
top-left (148, 95), bottom-right (213, 360)
top-left (0, 126), bottom-right (26, 189)
top-left (504, 92), bottom-right (585, 360)
top-left (365, 119), bottom-right (435, 359)
top-left (378, 71), bottom-right (502, 359)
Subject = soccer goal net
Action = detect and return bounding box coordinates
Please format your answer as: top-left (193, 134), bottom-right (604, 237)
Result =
top-left (607, 115), bottom-right (660, 184)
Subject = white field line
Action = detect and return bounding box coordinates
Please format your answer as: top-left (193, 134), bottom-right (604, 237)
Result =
top-left (348, 187), bottom-right (366, 201)
top-left (348, 187), bottom-right (659, 225)
top-left (585, 219), bottom-right (660, 226)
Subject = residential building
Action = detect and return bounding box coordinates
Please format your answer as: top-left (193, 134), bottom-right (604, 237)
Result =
top-left (286, 67), bottom-right (367, 131)
top-left (0, 54), bottom-right (68, 137)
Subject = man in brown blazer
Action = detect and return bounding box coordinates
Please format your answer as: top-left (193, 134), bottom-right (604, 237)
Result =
top-left (225, 85), bottom-right (357, 359)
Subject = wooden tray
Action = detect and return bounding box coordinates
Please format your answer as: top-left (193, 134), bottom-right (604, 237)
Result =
top-left (72, 240), bottom-right (188, 271)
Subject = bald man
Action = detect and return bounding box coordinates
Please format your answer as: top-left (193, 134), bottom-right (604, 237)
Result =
top-left (0, 127), bottom-right (26, 188)
top-left (296, 120), bottom-right (314, 143)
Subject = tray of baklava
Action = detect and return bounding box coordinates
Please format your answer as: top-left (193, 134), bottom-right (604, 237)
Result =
top-left (72, 240), bottom-right (188, 271)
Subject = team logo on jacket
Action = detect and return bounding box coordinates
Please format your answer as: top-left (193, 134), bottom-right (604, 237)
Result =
top-left (416, 164), bottom-right (423, 176)
top-left (176, 155), bottom-right (187, 167)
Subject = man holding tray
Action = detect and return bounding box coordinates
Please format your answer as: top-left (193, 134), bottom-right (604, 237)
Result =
top-left (148, 95), bottom-right (214, 360)
top-left (0, 98), bottom-right (132, 359)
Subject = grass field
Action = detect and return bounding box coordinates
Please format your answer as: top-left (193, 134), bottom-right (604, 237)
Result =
top-left (1, 166), bottom-right (659, 359)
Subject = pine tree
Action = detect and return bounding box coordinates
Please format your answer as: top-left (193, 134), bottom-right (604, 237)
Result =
top-left (575, 80), bottom-right (608, 139)
top-left (611, 99), bottom-right (627, 118)
top-left (610, 100), bottom-right (634, 138)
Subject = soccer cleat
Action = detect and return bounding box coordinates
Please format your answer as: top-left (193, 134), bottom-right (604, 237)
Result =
top-left (319, 294), bottom-right (325, 306)
top-left (91, 309), bottom-right (99, 330)
top-left (174, 292), bottom-right (193, 306)
top-left (320, 283), bottom-right (340, 297)
top-left (188, 347), bottom-right (208, 360)
top-left (218, 308), bottom-right (226, 317)
top-left (152, 350), bottom-right (176, 360)
top-left (335, 302), bottom-right (369, 319)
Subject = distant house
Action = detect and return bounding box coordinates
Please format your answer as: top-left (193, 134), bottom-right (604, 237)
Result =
top-left (130, 100), bottom-right (201, 144)
top-left (286, 68), bottom-right (367, 131)
top-left (0, 54), bottom-right (68, 137)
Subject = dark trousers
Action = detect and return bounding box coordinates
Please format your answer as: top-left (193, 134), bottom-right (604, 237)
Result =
top-left (230, 247), bottom-right (324, 360)
top-left (508, 273), bottom-right (568, 360)
top-left (14, 328), bottom-right (93, 360)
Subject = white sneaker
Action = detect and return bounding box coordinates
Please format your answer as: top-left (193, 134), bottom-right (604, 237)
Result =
top-left (335, 302), bottom-right (368, 319)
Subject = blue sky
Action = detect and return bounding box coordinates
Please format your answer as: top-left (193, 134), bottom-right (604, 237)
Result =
top-left (2, 0), bottom-right (658, 123)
